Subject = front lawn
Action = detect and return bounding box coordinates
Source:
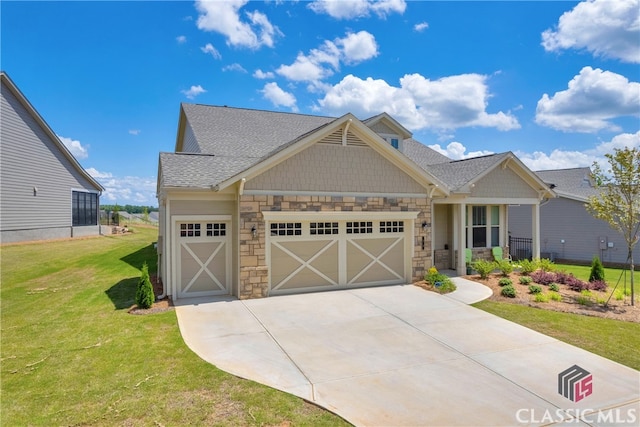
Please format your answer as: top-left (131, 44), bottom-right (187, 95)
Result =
top-left (1, 227), bottom-right (347, 426)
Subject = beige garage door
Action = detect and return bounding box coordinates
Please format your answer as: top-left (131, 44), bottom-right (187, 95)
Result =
top-left (268, 218), bottom-right (411, 295)
top-left (176, 220), bottom-right (231, 298)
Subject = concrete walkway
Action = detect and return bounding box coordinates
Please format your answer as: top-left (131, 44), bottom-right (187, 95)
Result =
top-left (176, 284), bottom-right (639, 426)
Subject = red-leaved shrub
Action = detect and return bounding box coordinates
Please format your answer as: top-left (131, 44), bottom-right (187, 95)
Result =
top-left (531, 270), bottom-right (556, 285)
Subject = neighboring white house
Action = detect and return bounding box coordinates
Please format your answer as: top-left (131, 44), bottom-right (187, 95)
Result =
top-left (508, 167), bottom-right (632, 266)
top-left (157, 104), bottom-right (554, 300)
top-left (0, 72), bottom-right (104, 243)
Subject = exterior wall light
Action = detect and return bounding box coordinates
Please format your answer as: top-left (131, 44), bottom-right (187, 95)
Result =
top-left (251, 225), bottom-right (257, 239)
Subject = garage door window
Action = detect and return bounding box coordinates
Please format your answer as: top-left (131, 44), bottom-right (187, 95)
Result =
top-left (271, 222), bottom-right (302, 236)
top-left (180, 223), bottom-right (201, 237)
top-left (310, 222), bottom-right (339, 235)
top-left (347, 221), bottom-right (373, 234)
top-left (380, 221), bottom-right (404, 233)
top-left (206, 223), bottom-right (226, 237)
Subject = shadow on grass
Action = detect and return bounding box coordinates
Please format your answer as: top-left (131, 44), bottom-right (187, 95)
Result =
top-left (105, 277), bottom-right (137, 310)
top-left (120, 243), bottom-right (157, 274)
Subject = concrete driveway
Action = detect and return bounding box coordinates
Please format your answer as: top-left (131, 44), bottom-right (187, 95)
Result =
top-left (176, 284), bottom-right (639, 426)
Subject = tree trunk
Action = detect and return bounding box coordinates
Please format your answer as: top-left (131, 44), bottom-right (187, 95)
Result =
top-left (631, 251), bottom-right (635, 306)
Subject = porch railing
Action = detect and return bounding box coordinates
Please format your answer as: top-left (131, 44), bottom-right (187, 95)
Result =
top-left (509, 236), bottom-right (532, 261)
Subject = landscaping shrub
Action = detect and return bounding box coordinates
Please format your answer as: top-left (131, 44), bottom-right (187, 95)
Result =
top-left (549, 283), bottom-right (560, 292)
top-left (615, 289), bottom-right (625, 300)
top-left (530, 270), bottom-right (556, 285)
top-left (518, 259), bottom-right (537, 275)
top-left (549, 292), bottom-right (562, 302)
top-left (519, 276), bottom-right (532, 285)
top-left (576, 294), bottom-right (593, 306)
top-left (565, 275), bottom-right (589, 292)
top-left (495, 259), bottom-right (513, 276)
top-left (554, 271), bottom-right (571, 284)
top-left (589, 280), bottom-right (608, 292)
top-left (501, 285), bottom-right (516, 298)
top-left (589, 256), bottom-right (605, 282)
top-left (537, 258), bottom-right (555, 272)
top-left (425, 268), bottom-right (456, 294)
top-left (498, 278), bottom-right (513, 287)
top-left (136, 262), bottom-right (155, 309)
top-left (534, 293), bottom-right (549, 303)
top-left (528, 285), bottom-right (543, 294)
top-left (471, 259), bottom-right (495, 280)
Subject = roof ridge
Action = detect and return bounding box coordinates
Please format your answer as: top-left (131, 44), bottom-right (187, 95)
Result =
top-left (182, 103), bottom-right (336, 120)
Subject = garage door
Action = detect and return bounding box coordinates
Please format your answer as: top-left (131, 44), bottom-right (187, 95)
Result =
top-left (176, 219), bottom-right (231, 298)
top-left (267, 214), bottom-right (415, 295)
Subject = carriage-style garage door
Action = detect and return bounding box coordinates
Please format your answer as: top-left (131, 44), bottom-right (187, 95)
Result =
top-left (265, 213), bottom-right (416, 295)
top-left (174, 216), bottom-right (231, 298)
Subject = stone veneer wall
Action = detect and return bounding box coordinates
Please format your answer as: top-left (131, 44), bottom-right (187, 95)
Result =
top-left (238, 194), bottom-right (431, 299)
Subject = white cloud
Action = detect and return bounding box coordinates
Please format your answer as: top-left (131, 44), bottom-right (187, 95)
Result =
top-left (318, 73), bottom-right (520, 132)
top-left (276, 31), bottom-right (377, 83)
top-left (201, 43), bottom-right (221, 59)
top-left (535, 66), bottom-right (640, 133)
top-left (87, 168), bottom-right (157, 206)
top-left (195, 0), bottom-right (281, 49)
top-left (542, 0), bottom-right (640, 63)
top-left (253, 69), bottom-right (275, 79)
top-left (260, 82), bottom-right (298, 111)
top-left (428, 141), bottom-right (494, 160)
top-left (128, 129), bottom-right (141, 136)
top-left (337, 31), bottom-right (378, 64)
top-left (58, 135), bottom-right (89, 159)
top-left (308, 0), bottom-right (406, 19)
top-left (181, 85), bottom-right (206, 99)
top-left (222, 63), bottom-right (248, 73)
top-left (515, 130), bottom-right (640, 171)
top-left (414, 22), bottom-right (429, 32)
top-left (176, 35), bottom-right (187, 44)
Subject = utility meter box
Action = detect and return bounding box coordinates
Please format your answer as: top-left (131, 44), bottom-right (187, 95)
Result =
top-left (599, 236), bottom-right (608, 250)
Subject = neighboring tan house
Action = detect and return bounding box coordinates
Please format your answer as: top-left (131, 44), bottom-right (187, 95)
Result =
top-left (0, 72), bottom-right (104, 243)
top-left (157, 104), bottom-right (554, 300)
top-left (509, 167), bottom-right (631, 266)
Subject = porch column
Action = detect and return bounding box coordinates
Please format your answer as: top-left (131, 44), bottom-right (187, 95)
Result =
top-left (456, 203), bottom-right (466, 275)
top-left (532, 203), bottom-right (540, 259)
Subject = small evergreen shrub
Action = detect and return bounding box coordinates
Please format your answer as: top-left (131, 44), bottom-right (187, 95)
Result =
top-left (530, 270), bottom-right (556, 285)
top-left (549, 292), bottom-right (562, 302)
top-left (589, 280), bottom-right (608, 292)
top-left (501, 285), bottom-right (516, 298)
top-left (495, 259), bottom-right (513, 276)
top-left (537, 258), bottom-right (555, 272)
top-left (471, 259), bottom-right (495, 279)
top-left (519, 276), bottom-right (532, 285)
top-left (518, 259), bottom-right (537, 275)
top-left (528, 285), bottom-right (543, 294)
top-left (136, 262), bottom-right (155, 309)
top-left (498, 278), bottom-right (513, 287)
top-left (589, 256), bottom-right (605, 282)
top-left (534, 293), bottom-right (549, 303)
top-left (549, 283), bottom-right (560, 292)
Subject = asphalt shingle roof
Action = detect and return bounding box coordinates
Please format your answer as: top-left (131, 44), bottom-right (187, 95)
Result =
top-left (159, 152), bottom-right (256, 189)
top-left (535, 167), bottom-right (598, 201)
top-left (425, 153), bottom-right (511, 190)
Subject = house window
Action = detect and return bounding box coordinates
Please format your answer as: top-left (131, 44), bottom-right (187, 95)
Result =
top-left (346, 221), bottom-right (373, 234)
top-left (72, 191), bottom-right (98, 226)
top-left (467, 206), bottom-right (501, 248)
top-left (390, 138), bottom-right (399, 149)
top-left (310, 222), bottom-right (339, 235)
top-left (180, 223), bottom-right (201, 237)
top-left (270, 222), bottom-right (302, 236)
top-left (206, 223), bottom-right (226, 237)
top-left (380, 221), bottom-right (404, 233)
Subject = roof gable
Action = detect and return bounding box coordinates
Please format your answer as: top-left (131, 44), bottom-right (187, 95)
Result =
top-left (536, 167), bottom-right (598, 201)
top-left (363, 112), bottom-right (412, 139)
top-left (0, 72), bottom-right (103, 192)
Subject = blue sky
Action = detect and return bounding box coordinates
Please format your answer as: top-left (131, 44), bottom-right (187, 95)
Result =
top-left (2, 0), bottom-right (638, 207)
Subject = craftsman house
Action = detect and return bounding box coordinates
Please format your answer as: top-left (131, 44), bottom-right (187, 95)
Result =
top-left (0, 72), bottom-right (104, 243)
top-left (157, 104), bottom-right (554, 300)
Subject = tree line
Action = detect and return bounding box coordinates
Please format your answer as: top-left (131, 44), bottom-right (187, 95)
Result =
top-left (101, 204), bottom-right (158, 214)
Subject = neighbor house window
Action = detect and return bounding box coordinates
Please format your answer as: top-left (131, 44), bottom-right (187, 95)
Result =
top-left (72, 191), bottom-right (98, 226)
top-left (466, 205), bottom-right (501, 248)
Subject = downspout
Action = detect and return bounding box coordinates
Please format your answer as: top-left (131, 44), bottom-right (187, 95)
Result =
top-left (156, 197), bottom-right (169, 300)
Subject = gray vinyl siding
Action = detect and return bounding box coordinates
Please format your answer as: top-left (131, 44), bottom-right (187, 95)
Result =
top-left (509, 198), bottom-right (629, 264)
top-left (180, 121), bottom-right (200, 153)
top-left (472, 167), bottom-right (538, 198)
top-left (1, 80), bottom-right (100, 241)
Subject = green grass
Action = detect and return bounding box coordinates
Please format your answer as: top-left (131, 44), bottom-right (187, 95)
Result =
top-left (1, 227), bottom-right (348, 426)
top-left (473, 300), bottom-right (640, 370)
top-left (555, 263), bottom-right (640, 289)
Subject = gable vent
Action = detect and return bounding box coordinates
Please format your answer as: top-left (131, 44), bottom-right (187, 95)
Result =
top-left (318, 129), bottom-right (366, 146)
